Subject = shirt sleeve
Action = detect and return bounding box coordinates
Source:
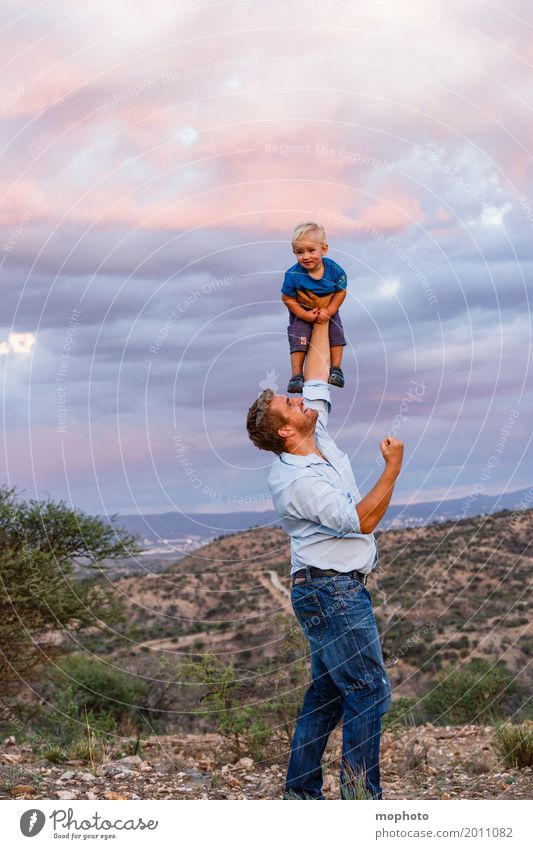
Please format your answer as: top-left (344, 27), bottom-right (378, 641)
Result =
top-left (281, 271), bottom-right (297, 298)
top-left (287, 473), bottom-right (361, 535)
top-left (303, 379), bottom-right (331, 428)
top-left (334, 267), bottom-right (348, 291)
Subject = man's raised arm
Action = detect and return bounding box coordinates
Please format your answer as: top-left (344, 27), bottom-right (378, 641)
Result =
top-left (356, 437), bottom-right (404, 533)
top-left (303, 316), bottom-right (330, 382)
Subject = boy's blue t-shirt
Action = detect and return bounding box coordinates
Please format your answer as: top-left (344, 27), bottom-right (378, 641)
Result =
top-left (281, 257), bottom-right (348, 298)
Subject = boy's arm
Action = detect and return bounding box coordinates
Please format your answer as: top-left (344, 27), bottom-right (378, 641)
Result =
top-left (325, 288), bottom-right (346, 315)
top-left (316, 289), bottom-right (346, 323)
top-left (303, 318), bottom-right (330, 382)
top-left (281, 293), bottom-right (317, 322)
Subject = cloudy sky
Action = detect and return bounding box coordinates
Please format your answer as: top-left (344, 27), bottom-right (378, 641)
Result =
top-left (1, 0), bottom-right (531, 522)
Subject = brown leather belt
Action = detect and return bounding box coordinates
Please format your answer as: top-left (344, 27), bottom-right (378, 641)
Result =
top-left (292, 567), bottom-right (367, 585)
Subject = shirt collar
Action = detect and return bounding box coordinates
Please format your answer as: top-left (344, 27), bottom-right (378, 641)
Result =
top-left (279, 451), bottom-right (326, 468)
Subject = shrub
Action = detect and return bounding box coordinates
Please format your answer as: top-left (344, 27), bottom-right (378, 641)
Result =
top-left (180, 616), bottom-right (309, 760)
top-left (42, 744), bottom-right (68, 764)
top-left (36, 684), bottom-right (118, 746)
top-left (0, 486), bottom-right (139, 695)
top-left (382, 697), bottom-right (420, 731)
top-left (56, 654), bottom-right (148, 724)
top-left (340, 763), bottom-right (375, 800)
top-left (494, 723), bottom-right (533, 768)
top-left (421, 659), bottom-right (520, 725)
top-left (180, 654), bottom-right (274, 760)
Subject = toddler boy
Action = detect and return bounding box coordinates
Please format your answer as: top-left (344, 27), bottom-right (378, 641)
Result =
top-left (281, 221), bottom-right (347, 393)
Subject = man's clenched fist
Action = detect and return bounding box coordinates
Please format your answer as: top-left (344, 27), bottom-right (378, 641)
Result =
top-left (379, 435), bottom-right (404, 467)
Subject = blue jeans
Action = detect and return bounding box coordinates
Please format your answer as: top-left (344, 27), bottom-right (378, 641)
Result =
top-left (285, 572), bottom-right (391, 799)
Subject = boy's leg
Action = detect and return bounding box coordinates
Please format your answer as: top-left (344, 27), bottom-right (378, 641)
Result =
top-left (287, 313), bottom-right (311, 391)
top-left (290, 350), bottom-right (305, 377)
top-left (330, 346), bottom-right (343, 369)
top-left (328, 313), bottom-right (347, 385)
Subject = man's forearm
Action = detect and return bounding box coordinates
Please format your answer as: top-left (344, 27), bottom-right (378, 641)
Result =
top-left (303, 319), bottom-right (330, 382)
top-left (356, 463), bottom-right (401, 534)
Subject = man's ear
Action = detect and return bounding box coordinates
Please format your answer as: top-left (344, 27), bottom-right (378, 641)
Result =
top-left (278, 424), bottom-right (293, 439)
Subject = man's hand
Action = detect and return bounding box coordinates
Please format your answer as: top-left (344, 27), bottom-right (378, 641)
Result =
top-left (379, 435), bottom-right (404, 468)
top-left (356, 437), bottom-right (404, 534)
top-left (295, 290), bottom-right (334, 311)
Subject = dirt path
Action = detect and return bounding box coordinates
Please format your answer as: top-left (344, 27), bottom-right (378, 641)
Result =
top-left (267, 570), bottom-right (291, 600)
top-left (133, 629), bottom-right (239, 653)
top-left (133, 571), bottom-right (292, 652)
top-left (257, 570), bottom-right (291, 612)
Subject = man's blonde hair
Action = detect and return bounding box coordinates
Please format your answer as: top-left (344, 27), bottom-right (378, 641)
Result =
top-left (291, 221), bottom-right (327, 246)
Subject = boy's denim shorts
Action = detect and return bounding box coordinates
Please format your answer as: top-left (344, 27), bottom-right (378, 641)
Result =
top-left (288, 310), bottom-right (346, 354)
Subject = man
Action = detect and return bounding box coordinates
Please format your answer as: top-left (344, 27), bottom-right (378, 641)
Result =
top-left (246, 315), bottom-right (403, 800)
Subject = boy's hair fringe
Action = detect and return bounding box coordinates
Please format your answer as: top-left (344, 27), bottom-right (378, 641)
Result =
top-left (292, 221), bottom-right (327, 245)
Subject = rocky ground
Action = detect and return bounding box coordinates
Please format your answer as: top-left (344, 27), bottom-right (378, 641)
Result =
top-left (1, 725), bottom-right (531, 801)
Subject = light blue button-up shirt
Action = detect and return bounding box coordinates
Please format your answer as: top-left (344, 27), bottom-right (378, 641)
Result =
top-left (268, 380), bottom-right (377, 576)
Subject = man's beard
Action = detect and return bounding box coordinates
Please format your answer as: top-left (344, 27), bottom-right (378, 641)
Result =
top-left (298, 409), bottom-right (318, 438)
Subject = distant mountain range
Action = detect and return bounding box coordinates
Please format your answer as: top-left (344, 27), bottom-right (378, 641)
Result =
top-left (114, 485), bottom-right (532, 545)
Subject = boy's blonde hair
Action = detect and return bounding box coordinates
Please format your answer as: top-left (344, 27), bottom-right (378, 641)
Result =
top-left (291, 221), bottom-right (327, 246)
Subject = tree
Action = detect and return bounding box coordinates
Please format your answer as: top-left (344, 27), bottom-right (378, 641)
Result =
top-left (0, 486), bottom-right (141, 696)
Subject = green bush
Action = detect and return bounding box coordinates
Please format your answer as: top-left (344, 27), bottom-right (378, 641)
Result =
top-left (28, 653), bottom-right (149, 758)
top-left (57, 654), bottom-right (149, 723)
top-left (37, 684), bottom-right (117, 745)
top-left (494, 723), bottom-right (533, 768)
top-left (180, 616), bottom-right (309, 760)
top-left (180, 653), bottom-right (274, 760)
top-left (421, 659), bottom-right (520, 725)
top-left (0, 486), bottom-right (138, 695)
top-left (42, 744), bottom-right (69, 764)
top-left (382, 697), bottom-right (420, 731)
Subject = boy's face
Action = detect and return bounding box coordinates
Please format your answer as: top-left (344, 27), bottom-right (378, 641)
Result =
top-left (292, 234), bottom-right (327, 273)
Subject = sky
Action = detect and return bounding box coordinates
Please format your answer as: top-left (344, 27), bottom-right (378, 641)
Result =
top-left (0, 0), bottom-right (531, 522)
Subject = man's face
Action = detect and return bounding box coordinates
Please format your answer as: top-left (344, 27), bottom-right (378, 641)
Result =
top-left (269, 394), bottom-right (318, 443)
top-left (292, 235), bottom-right (327, 273)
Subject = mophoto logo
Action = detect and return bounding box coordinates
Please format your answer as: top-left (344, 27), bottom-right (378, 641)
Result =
top-left (20, 809), bottom-right (46, 836)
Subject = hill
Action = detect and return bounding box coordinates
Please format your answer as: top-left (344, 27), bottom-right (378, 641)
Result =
top-left (5, 504), bottom-right (533, 800)
top-left (3, 507), bottom-right (532, 802)
top-left (92, 506), bottom-right (532, 701)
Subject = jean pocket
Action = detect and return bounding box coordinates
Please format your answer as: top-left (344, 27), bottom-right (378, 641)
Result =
top-left (293, 591), bottom-right (329, 641)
